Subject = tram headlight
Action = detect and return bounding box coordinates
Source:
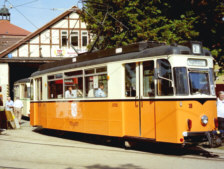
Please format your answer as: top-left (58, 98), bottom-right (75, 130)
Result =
top-left (201, 115), bottom-right (208, 126)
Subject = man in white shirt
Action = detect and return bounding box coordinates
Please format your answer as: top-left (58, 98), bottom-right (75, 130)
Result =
top-left (217, 91), bottom-right (224, 130)
top-left (65, 86), bottom-right (77, 99)
top-left (13, 97), bottom-right (23, 124)
top-left (95, 83), bottom-right (106, 97)
top-left (5, 97), bottom-right (14, 112)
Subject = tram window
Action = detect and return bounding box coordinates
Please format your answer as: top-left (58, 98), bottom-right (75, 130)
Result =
top-left (96, 67), bottom-right (107, 73)
top-left (65, 70), bottom-right (82, 77)
top-left (85, 69), bottom-right (107, 98)
top-left (48, 79), bottom-right (63, 99)
top-left (30, 80), bottom-right (34, 100)
top-left (85, 76), bottom-right (94, 97)
top-left (174, 67), bottom-right (189, 95)
top-left (21, 84), bottom-right (26, 99)
top-left (55, 74), bottom-right (63, 79)
top-left (85, 69), bottom-right (94, 75)
top-left (64, 77), bottom-right (83, 98)
top-left (0, 95), bottom-right (3, 106)
top-left (143, 61), bottom-right (155, 97)
top-left (125, 63), bottom-right (136, 97)
top-left (14, 85), bottom-right (20, 100)
top-left (48, 75), bottom-right (54, 80)
top-left (157, 59), bottom-right (174, 96)
top-left (35, 78), bottom-right (42, 100)
top-left (189, 72), bottom-right (210, 95)
top-left (209, 68), bottom-right (215, 96)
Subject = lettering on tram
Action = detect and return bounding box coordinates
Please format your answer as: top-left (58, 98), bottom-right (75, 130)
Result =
top-left (29, 41), bottom-right (223, 148)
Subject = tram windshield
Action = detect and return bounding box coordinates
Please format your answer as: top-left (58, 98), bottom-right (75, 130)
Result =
top-left (189, 70), bottom-right (210, 95)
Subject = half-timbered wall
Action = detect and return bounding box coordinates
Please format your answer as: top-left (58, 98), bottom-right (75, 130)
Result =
top-left (10, 12), bottom-right (90, 58)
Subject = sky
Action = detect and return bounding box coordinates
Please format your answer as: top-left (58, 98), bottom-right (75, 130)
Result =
top-left (0, 0), bottom-right (81, 32)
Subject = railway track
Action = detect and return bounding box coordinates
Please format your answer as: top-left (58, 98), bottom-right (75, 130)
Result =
top-left (1, 129), bottom-right (224, 163)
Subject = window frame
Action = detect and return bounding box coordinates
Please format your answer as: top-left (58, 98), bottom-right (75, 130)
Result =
top-left (61, 30), bottom-right (68, 47)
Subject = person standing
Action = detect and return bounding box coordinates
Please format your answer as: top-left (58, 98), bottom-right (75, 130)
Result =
top-left (5, 97), bottom-right (14, 112)
top-left (217, 91), bottom-right (224, 130)
top-left (13, 97), bottom-right (23, 124)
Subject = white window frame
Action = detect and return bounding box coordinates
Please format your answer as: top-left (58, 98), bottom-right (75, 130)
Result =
top-left (81, 31), bottom-right (88, 47)
top-left (61, 30), bottom-right (68, 47)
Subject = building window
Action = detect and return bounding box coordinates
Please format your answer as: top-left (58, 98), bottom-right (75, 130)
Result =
top-left (61, 31), bottom-right (68, 47)
top-left (82, 32), bottom-right (88, 47)
top-left (71, 32), bottom-right (78, 47)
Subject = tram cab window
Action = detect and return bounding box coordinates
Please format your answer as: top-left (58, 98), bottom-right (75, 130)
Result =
top-left (125, 63), bottom-right (136, 97)
top-left (157, 59), bottom-right (174, 96)
top-left (85, 67), bottom-right (107, 98)
top-left (64, 70), bottom-right (83, 98)
top-left (189, 70), bottom-right (210, 95)
top-left (174, 67), bottom-right (189, 95)
top-left (143, 61), bottom-right (155, 97)
top-left (48, 74), bottom-right (63, 99)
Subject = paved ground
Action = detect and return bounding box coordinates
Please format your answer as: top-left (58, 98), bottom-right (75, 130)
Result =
top-left (0, 119), bottom-right (224, 169)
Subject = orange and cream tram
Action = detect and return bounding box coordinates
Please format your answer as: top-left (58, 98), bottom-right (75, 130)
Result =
top-left (30, 41), bottom-right (223, 147)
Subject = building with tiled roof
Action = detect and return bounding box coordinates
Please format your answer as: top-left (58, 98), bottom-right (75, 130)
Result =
top-left (0, 6), bottom-right (30, 52)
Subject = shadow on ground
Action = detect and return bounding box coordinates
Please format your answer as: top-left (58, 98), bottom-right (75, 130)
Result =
top-left (33, 127), bottom-right (220, 159)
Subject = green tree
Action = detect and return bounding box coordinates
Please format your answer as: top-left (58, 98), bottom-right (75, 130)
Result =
top-left (80, 0), bottom-right (224, 65)
top-left (158, 0), bottom-right (224, 65)
top-left (80, 0), bottom-right (198, 50)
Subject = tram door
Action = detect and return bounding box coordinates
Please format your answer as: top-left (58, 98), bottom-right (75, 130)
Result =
top-left (124, 61), bottom-right (155, 139)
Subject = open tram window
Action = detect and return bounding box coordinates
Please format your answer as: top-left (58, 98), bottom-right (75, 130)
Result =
top-left (143, 61), bottom-right (155, 97)
top-left (85, 67), bottom-right (107, 98)
top-left (125, 63), bottom-right (136, 97)
top-left (48, 74), bottom-right (63, 99)
top-left (157, 59), bottom-right (174, 96)
top-left (174, 67), bottom-right (189, 95)
top-left (64, 70), bottom-right (83, 98)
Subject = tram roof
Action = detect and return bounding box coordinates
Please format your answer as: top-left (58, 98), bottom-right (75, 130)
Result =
top-left (31, 41), bottom-right (212, 77)
top-left (14, 78), bottom-right (30, 84)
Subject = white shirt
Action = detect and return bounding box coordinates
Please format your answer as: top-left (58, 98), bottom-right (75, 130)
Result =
top-left (95, 88), bottom-right (106, 97)
top-left (6, 100), bottom-right (14, 111)
top-left (217, 98), bottom-right (224, 118)
top-left (13, 99), bottom-right (23, 109)
top-left (65, 90), bottom-right (77, 98)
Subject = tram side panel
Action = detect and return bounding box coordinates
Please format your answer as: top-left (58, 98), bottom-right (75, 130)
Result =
top-left (140, 101), bottom-right (155, 139)
top-left (155, 101), bottom-right (179, 143)
top-left (30, 102), bottom-right (40, 126)
top-left (32, 101), bottom-right (124, 137)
